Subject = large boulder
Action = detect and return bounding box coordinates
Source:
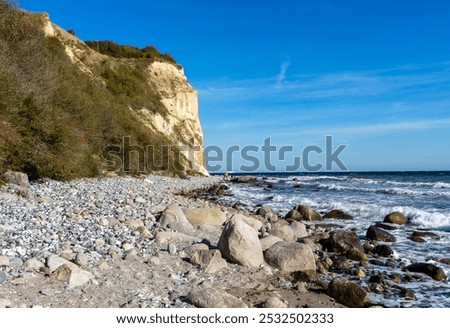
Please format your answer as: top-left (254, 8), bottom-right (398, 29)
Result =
top-left (217, 219), bottom-right (264, 267)
top-left (269, 225), bottom-right (294, 242)
top-left (366, 226), bottom-right (397, 243)
top-left (384, 212), bottom-right (408, 225)
top-left (324, 209), bottom-right (353, 220)
top-left (264, 241), bottom-right (316, 275)
top-left (405, 263), bottom-right (447, 281)
top-left (327, 278), bottom-right (369, 308)
top-left (159, 203), bottom-right (192, 227)
top-left (230, 213), bottom-right (262, 231)
top-left (4, 171), bottom-right (30, 188)
top-left (183, 207), bottom-right (227, 226)
top-left (187, 288), bottom-right (248, 308)
top-left (287, 205), bottom-right (322, 221)
top-left (327, 230), bottom-right (366, 261)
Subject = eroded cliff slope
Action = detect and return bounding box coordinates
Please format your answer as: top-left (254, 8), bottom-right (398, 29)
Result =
top-left (0, 1), bottom-right (208, 180)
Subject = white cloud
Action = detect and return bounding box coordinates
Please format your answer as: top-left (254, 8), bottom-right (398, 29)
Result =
top-left (276, 60), bottom-right (291, 87)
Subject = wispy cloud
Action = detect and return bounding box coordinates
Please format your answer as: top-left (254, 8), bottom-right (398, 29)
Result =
top-left (276, 60), bottom-right (290, 87)
top-left (197, 61), bottom-right (450, 103)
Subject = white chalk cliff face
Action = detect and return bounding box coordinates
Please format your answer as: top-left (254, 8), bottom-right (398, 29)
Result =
top-left (41, 14), bottom-right (208, 176)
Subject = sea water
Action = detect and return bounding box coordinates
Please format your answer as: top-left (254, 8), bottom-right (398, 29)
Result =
top-left (220, 171), bottom-right (450, 307)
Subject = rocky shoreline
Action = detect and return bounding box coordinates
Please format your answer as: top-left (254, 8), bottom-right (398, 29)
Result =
top-left (0, 172), bottom-right (446, 308)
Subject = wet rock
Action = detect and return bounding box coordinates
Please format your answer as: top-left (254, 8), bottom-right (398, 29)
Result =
top-left (292, 205), bottom-right (322, 221)
top-left (372, 245), bottom-right (394, 257)
top-left (374, 222), bottom-right (398, 230)
top-left (190, 250), bottom-right (228, 274)
top-left (184, 207), bottom-right (227, 226)
top-left (326, 230), bottom-right (366, 261)
top-left (412, 231), bottom-right (440, 240)
top-left (366, 226), bottom-right (396, 242)
top-left (187, 288), bottom-right (248, 308)
top-left (231, 176), bottom-right (257, 183)
top-left (263, 296), bottom-right (288, 308)
top-left (384, 212), bottom-right (408, 225)
top-left (264, 241), bottom-right (316, 275)
top-left (218, 218), bottom-right (264, 267)
top-left (405, 263), bottom-right (447, 281)
top-left (331, 256), bottom-right (353, 270)
top-left (324, 210), bottom-right (353, 220)
top-left (409, 236), bottom-right (426, 243)
top-left (327, 278), bottom-right (369, 308)
top-left (285, 210), bottom-right (302, 221)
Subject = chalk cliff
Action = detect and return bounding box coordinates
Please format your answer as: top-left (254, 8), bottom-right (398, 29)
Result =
top-left (0, 3), bottom-right (208, 179)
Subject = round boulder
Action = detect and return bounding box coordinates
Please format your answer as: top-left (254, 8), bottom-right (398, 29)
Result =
top-left (324, 209), bottom-right (353, 220)
top-left (327, 278), bottom-right (370, 308)
top-left (264, 241), bottom-right (316, 275)
top-left (384, 212), bottom-right (408, 225)
top-left (405, 263), bottom-right (447, 281)
top-left (218, 219), bottom-right (264, 268)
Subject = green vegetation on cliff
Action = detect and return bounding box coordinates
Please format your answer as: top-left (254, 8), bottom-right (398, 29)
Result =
top-left (85, 40), bottom-right (178, 64)
top-left (0, 0), bottom-right (189, 180)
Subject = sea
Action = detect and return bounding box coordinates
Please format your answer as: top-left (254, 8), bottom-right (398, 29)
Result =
top-left (219, 171), bottom-right (450, 308)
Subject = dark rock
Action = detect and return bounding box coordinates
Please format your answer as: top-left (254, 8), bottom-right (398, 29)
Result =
top-left (324, 210), bottom-right (353, 220)
top-left (372, 244), bottom-right (394, 257)
top-left (366, 226), bottom-right (396, 242)
top-left (405, 263), bottom-right (447, 281)
top-left (285, 210), bottom-right (302, 221)
top-left (368, 275), bottom-right (384, 284)
top-left (374, 222), bottom-right (398, 230)
top-left (369, 259), bottom-right (384, 266)
top-left (326, 230), bottom-right (366, 261)
top-left (293, 184), bottom-right (303, 188)
top-left (327, 278), bottom-right (370, 308)
top-left (395, 285), bottom-right (416, 300)
top-left (437, 258), bottom-right (450, 265)
top-left (412, 231), bottom-right (440, 240)
top-left (231, 176), bottom-right (257, 183)
top-left (409, 236), bottom-right (426, 243)
top-left (331, 256), bottom-right (353, 270)
top-left (384, 212), bottom-right (408, 225)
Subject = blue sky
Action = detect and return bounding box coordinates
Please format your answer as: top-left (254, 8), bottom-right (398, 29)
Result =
top-left (20, 0), bottom-right (450, 172)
